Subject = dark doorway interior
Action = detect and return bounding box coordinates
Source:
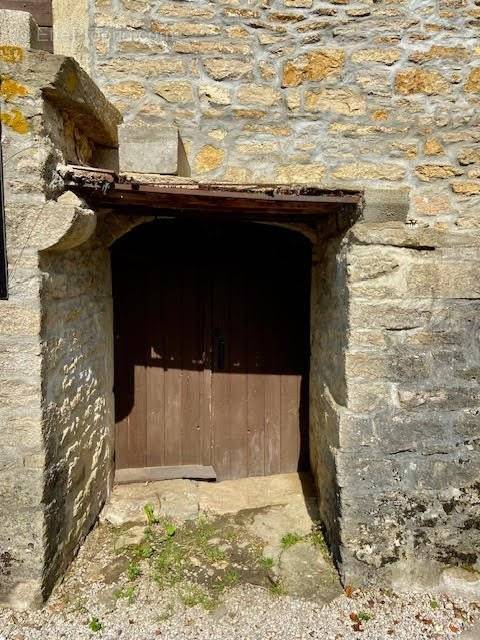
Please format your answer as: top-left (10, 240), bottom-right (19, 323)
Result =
top-left (112, 220), bottom-right (311, 481)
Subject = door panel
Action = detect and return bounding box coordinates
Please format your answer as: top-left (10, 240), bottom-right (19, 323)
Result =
top-left (112, 221), bottom-right (311, 481)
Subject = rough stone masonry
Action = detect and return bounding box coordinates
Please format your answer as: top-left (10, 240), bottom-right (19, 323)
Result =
top-left (0, 0), bottom-right (479, 609)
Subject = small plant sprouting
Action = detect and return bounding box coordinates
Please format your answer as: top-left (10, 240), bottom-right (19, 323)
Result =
top-left (143, 503), bottom-right (158, 525)
top-left (281, 532), bottom-right (302, 549)
top-left (114, 585), bottom-right (136, 603)
top-left (164, 521), bottom-right (176, 537)
top-left (88, 616), bottom-right (102, 632)
top-left (269, 580), bottom-right (285, 597)
top-left (127, 561), bottom-right (141, 580)
top-left (310, 528), bottom-right (329, 556)
top-left (357, 611), bottom-right (372, 622)
top-left (223, 569), bottom-right (239, 586)
top-left (205, 545), bottom-right (227, 562)
top-left (430, 599), bottom-right (440, 610)
top-left (136, 543), bottom-right (154, 559)
top-left (180, 584), bottom-right (216, 610)
top-left (260, 556), bottom-right (274, 570)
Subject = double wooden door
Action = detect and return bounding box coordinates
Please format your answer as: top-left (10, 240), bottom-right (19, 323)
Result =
top-left (112, 221), bottom-right (311, 481)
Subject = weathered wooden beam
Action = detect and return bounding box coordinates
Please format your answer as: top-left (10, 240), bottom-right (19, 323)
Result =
top-left (114, 465), bottom-right (217, 484)
top-left (68, 182), bottom-right (361, 221)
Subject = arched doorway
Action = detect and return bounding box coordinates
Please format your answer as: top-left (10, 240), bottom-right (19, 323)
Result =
top-left (111, 220), bottom-right (311, 481)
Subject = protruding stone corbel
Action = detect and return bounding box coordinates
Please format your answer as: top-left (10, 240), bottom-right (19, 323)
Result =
top-left (37, 191), bottom-right (97, 252)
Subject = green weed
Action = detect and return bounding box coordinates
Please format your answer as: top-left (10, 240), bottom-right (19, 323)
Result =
top-left (358, 611), bottom-right (372, 622)
top-left (221, 569), bottom-right (239, 587)
top-left (154, 537), bottom-right (185, 588)
top-left (310, 529), bottom-right (329, 556)
top-left (281, 532), bottom-right (302, 549)
top-left (260, 556), bottom-right (274, 570)
top-left (269, 580), bottom-right (286, 596)
top-left (127, 561), bottom-right (141, 580)
top-left (180, 584), bottom-right (216, 610)
top-left (114, 585), bottom-right (136, 603)
top-left (88, 616), bottom-right (102, 632)
top-left (143, 503), bottom-right (158, 525)
top-left (135, 542), bottom-right (154, 559)
top-left (205, 545), bottom-right (227, 562)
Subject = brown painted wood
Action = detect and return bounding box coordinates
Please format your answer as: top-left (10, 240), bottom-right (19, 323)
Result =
top-left (145, 265), bottom-right (165, 468)
top-left (0, 0), bottom-right (53, 50)
top-left (67, 178), bottom-right (361, 223)
top-left (0, 0), bottom-right (52, 25)
top-left (112, 221), bottom-right (310, 481)
top-left (115, 465), bottom-right (216, 484)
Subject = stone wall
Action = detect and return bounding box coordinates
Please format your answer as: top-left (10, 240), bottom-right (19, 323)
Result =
top-left (39, 236), bottom-right (114, 596)
top-left (0, 46), bottom-right (121, 608)
top-left (55, 0), bottom-right (480, 201)
top-left (310, 215), bottom-right (480, 586)
top-left (338, 222), bottom-right (480, 585)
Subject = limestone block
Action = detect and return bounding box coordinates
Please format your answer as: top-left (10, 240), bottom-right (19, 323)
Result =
top-left (203, 58), bottom-right (253, 80)
top-left (275, 163), bottom-right (325, 184)
top-left (52, 0), bottom-right (90, 72)
top-left (465, 68), bottom-right (480, 93)
top-left (333, 162), bottom-right (405, 181)
top-left (282, 48), bottom-right (345, 86)
top-left (395, 68), bottom-right (450, 95)
top-left (407, 261), bottom-right (480, 298)
top-left (362, 187), bottom-right (410, 222)
top-left (195, 144), bottom-right (225, 174)
top-left (0, 10), bottom-right (39, 49)
top-left (118, 124), bottom-right (191, 176)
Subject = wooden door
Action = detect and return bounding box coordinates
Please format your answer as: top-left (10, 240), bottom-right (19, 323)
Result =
top-left (0, 1), bottom-right (53, 50)
top-left (112, 221), bottom-right (311, 482)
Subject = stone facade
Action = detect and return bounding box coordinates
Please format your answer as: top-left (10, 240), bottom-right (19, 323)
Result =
top-left (52, 0), bottom-right (479, 588)
top-left (0, 0), bottom-right (479, 610)
top-left (53, 0), bottom-right (480, 199)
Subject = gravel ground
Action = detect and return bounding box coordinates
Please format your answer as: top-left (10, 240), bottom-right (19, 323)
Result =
top-left (1, 506), bottom-right (479, 640)
top-left (1, 582), bottom-right (479, 640)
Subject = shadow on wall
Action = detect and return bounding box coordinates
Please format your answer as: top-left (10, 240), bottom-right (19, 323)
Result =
top-left (308, 224), bottom-right (352, 572)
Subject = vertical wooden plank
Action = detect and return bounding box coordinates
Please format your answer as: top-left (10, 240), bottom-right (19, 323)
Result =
top-left (280, 374), bottom-right (301, 472)
top-left (200, 243), bottom-right (213, 468)
top-left (180, 251), bottom-right (203, 466)
top-left (126, 255), bottom-right (147, 469)
top-left (163, 251), bottom-right (184, 467)
top-left (146, 262), bottom-right (166, 468)
top-left (278, 237), bottom-right (311, 473)
top-left (211, 239), bottom-right (231, 480)
top-left (227, 245), bottom-right (248, 479)
top-left (246, 245), bottom-right (265, 478)
top-left (264, 255), bottom-right (282, 476)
